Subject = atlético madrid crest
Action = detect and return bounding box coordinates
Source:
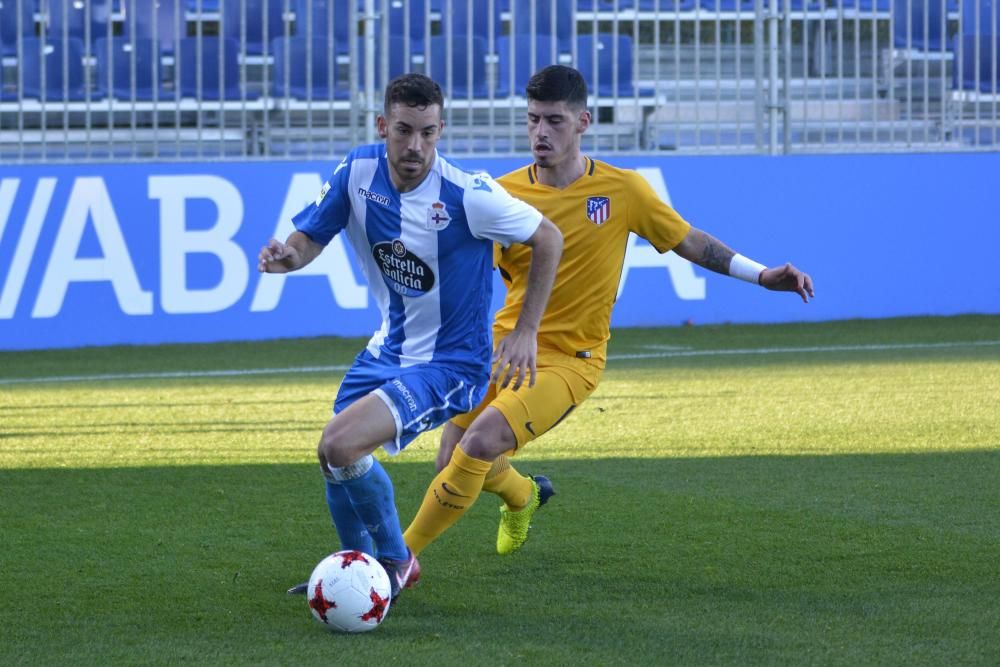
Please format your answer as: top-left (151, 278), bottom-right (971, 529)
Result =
top-left (586, 196), bottom-right (611, 225)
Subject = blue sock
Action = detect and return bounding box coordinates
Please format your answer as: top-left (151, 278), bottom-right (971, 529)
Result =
top-left (324, 478), bottom-right (374, 555)
top-left (334, 458), bottom-right (409, 562)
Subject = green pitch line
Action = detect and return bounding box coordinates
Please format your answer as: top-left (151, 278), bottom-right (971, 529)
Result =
top-left (3, 338), bottom-right (999, 385)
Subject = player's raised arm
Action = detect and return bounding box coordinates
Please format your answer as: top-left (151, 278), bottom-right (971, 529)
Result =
top-left (492, 216), bottom-right (563, 390)
top-left (672, 227), bottom-right (814, 303)
top-left (258, 230), bottom-right (324, 274)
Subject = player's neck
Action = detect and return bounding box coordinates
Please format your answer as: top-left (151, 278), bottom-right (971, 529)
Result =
top-left (535, 153), bottom-right (587, 190)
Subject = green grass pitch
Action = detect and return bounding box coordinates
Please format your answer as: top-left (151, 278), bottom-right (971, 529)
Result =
top-left (2, 315), bottom-right (999, 665)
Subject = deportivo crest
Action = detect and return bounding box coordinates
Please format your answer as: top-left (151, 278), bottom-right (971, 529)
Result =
top-left (586, 196), bottom-right (611, 225)
top-left (426, 201), bottom-right (451, 231)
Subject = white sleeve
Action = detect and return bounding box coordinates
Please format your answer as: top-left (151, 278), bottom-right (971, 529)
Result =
top-left (463, 173), bottom-right (543, 248)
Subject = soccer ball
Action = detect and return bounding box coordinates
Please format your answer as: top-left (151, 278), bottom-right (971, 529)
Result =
top-left (307, 550), bottom-right (392, 633)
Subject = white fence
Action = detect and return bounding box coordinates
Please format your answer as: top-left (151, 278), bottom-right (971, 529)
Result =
top-left (0, 0), bottom-right (997, 161)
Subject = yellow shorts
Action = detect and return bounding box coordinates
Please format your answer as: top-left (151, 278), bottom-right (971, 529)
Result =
top-left (451, 347), bottom-right (602, 452)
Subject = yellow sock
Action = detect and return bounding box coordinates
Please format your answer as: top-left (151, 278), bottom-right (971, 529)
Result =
top-left (403, 447), bottom-right (492, 556)
top-left (482, 456), bottom-right (534, 511)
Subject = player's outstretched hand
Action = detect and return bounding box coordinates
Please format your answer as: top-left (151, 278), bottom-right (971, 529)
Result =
top-left (760, 262), bottom-right (814, 303)
top-left (258, 238), bottom-right (299, 274)
top-left (491, 327), bottom-right (538, 391)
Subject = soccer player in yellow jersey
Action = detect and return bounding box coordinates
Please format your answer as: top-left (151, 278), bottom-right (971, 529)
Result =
top-left (403, 65), bottom-right (814, 558)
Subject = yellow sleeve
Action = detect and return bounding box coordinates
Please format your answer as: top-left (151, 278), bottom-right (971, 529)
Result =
top-left (626, 171), bottom-right (691, 253)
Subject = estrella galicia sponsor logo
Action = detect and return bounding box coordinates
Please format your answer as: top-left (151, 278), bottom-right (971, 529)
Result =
top-left (372, 239), bottom-right (436, 297)
top-left (358, 186), bottom-right (391, 207)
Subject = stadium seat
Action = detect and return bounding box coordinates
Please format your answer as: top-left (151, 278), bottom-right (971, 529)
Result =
top-left (271, 36), bottom-right (353, 100)
top-left (892, 0), bottom-right (958, 51)
top-left (511, 0), bottom-right (574, 53)
top-left (636, 0), bottom-right (695, 9)
top-left (45, 0), bottom-right (114, 42)
top-left (495, 34), bottom-right (563, 98)
top-left (954, 1), bottom-right (999, 94)
top-left (576, 0), bottom-right (635, 9)
top-left (185, 0), bottom-right (220, 10)
top-left (294, 0), bottom-right (352, 50)
top-left (221, 0), bottom-right (289, 55)
top-left (441, 0), bottom-right (503, 42)
top-left (19, 37), bottom-right (90, 100)
top-left (576, 33), bottom-right (638, 97)
top-left (836, 0), bottom-right (890, 11)
top-left (386, 0), bottom-right (427, 52)
top-left (699, 0), bottom-right (821, 10)
top-left (428, 35), bottom-right (490, 99)
top-left (124, 0), bottom-right (185, 49)
top-left (178, 36), bottom-right (258, 99)
top-left (953, 33), bottom-right (999, 93)
top-left (0, 0), bottom-right (36, 57)
top-left (962, 0), bottom-right (1000, 35)
top-left (384, 36), bottom-right (417, 84)
top-left (94, 37), bottom-right (174, 100)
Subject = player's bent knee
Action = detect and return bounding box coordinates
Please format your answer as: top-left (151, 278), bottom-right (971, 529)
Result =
top-left (459, 410), bottom-right (516, 461)
top-left (318, 419), bottom-right (365, 469)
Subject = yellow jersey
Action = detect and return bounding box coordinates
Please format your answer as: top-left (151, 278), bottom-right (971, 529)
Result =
top-left (494, 157), bottom-right (691, 369)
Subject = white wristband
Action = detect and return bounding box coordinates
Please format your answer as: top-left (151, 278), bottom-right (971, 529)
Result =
top-left (729, 254), bottom-right (767, 285)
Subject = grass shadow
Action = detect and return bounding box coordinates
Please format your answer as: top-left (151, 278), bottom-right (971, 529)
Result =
top-left (2, 450), bottom-right (998, 664)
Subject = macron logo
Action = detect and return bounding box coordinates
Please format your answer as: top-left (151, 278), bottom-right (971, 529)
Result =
top-left (358, 187), bottom-right (391, 207)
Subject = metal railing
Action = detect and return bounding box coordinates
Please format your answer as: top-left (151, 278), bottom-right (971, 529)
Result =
top-left (0, 0), bottom-right (996, 161)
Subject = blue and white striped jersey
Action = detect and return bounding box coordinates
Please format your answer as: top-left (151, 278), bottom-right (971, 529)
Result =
top-left (293, 143), bottom-right (542, 375)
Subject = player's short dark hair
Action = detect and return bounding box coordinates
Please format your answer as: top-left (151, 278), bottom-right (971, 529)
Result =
top-left (383, 73), bottom-right (444, 115)
top-left (525, 65), bottom-right (588, 109)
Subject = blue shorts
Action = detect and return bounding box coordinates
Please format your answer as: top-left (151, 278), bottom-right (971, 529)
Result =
top-left (334, 350), bottom-right (488, 455)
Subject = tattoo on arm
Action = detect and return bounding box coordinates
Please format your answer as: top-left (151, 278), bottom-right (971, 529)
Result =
top-left (699, 239), bottom-right (735, 275)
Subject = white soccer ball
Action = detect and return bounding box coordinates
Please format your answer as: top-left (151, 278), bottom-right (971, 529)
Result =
top-left (307, 550), bottom-right (392, 633)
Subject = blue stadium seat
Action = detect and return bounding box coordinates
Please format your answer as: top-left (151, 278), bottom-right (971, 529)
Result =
top-left (0, 0), bottom-right (36, 57)
top-left (46, 0), bottom-right (113, 41)
top-left (19, 37), bottom-right (89, 100)
top-left (511, 0), bottom-right (574, 53)
top-left (636, 0), bottom-right (695, 9)
top-left (953, 34), bottom-right (999, 93)
top-left (699, 0), bottom-right (821, 10)
top-left (294, 0), bottom-right (352, 50)
top-left (576, 1), bottom-right (635, 9)
top-left (962, 0), bottom-right (1000, 35)
top-left (185, 0), bottom-right (219, 11)
top-left (221, 0), bottom-right (289, 55)
top-left (271, 36), bottom-right (354, 99)
top-left (441, 0), bottom-right (503, 42)
top-left (178, 36), bottom-right (258, 99)
top-left (892, 0), bottom-right (958, 51)
top-left (387, 0), bottom-right (427, 52)
top-left (576, 33), bottom-right (638, 97)
top-left (383, 36), bottom-right (417, 84)
top-left (836, 0), bottom-right (890, 11)
top-left (495, 34), bottom-right (563, 98)
top-left (428, 35), bottom-right (490, 99)
top-left (125, 0), bottom-right (185, 49)
top-left (954, 0), bottom-right (999, 93)
top-left (94, 37), bottom-right (173, 100)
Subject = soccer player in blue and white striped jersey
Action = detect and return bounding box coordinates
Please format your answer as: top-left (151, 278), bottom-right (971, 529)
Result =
top-left (257, 74), bottom-right (562, 600)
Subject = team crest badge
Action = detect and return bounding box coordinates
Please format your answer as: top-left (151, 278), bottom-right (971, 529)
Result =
top-left (586, 196), bottom-right (611, 225)
top-left (426, 201), bottom-right (451, 231)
